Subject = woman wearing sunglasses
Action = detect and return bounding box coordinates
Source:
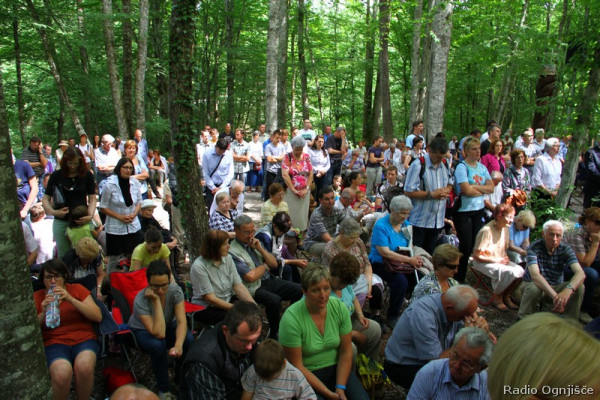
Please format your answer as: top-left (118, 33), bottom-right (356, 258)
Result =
top-left (128, 260), bottom-right (193, 400)
top-left (411, 244), bottom-right (463, 302)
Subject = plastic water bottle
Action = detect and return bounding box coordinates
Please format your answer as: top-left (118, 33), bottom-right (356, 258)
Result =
top-left (45, 285), bottom-right (60, 329)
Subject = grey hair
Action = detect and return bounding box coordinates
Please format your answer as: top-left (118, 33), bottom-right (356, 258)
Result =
top-left (290, 136), bottom-right (305, 149)
top-left (341, 187), bottom-right (355, 200)
top-left (542, 219), bottom-right (563, 234)
top-left (544, 137), bottom-right (559, 152)
top-left (215, 191), bottom-right (230, 205)
top-left (335, 126), bottom-right (346, 133)
top-left (102, 134), bottom-right (115, 143)
top-left (338, 216), bottom-right (362, 236)
top-left (389, 195), bottom-right (413, 213)
top-left (453, 327), bottom-right (494, 366)
top-left (230, 179), bottom-right (245, 190)
top-left (445, 285), bottom-right (479, 312)
top-left (535, 128), bottom-right (545, 136)
top-left (234, 214), bottom-right (254, 229)
top-left (490, 171), bottom-right (503, 179)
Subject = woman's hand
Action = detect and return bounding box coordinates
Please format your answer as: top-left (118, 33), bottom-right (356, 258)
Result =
top-left (53, 207), bottom-right (70, 219)
top-left (408, 255), bottom-right (423, 268)
top-left (144, 287), bottom-right (159, 302)
top-left (41, 293), bottom-right (56, 310)
top-left (169, 345), bottom-right (183, 358)
top-left (357, 314), bottom-right (369, 329)
top-left (53, 286), bottom-right (74, 304)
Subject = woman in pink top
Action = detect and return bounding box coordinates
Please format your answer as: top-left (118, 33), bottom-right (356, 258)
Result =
top-left (481, 139), bottom-right (506, 175)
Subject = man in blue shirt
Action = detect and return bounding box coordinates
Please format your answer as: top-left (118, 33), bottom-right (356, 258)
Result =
top-left (384, 285), bottom-right (492, 390)
top-left (404, 138), bottom-right (453, 255)
top-left (202, 138), bottom-right (234, 209)
top-left (407, 327), bottom-right (492, 400)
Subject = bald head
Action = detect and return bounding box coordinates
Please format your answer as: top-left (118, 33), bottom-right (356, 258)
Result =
top-left (110, 384), bottom-right (159, 400)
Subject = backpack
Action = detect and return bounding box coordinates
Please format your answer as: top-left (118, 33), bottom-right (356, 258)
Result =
top-left (414, 156), bottom-right (459, 215)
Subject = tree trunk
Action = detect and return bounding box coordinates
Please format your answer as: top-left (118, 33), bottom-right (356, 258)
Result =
top-left (531, 65), bottom-right (557, 131)
top-left (169, 0), bottom-right (208, 259)
top-left (409, 0), bottom-right (425, 129)
top-left (556, 41), bottom-right (600, 208)
top-left (276, 0), bottom-right (288, 130)
top-left (57, 96), bottom-right (65, 141)
top-left (378, 0), bottom-right (393, 143)
top-left (135, 0), bottom-right (150, 131)
top-left (362, 0), bottom-right (376, 143)
top-left (25, 0), bottom-right (87, 138)
top-left (0, 67), bottom-right (52, 400)
top-left (101, 0), bottom-right (129, 139)
top-left (546, 0), bottom-right (571, 131)
top-left (150, 0), bottom-right (169, 120)
top-left (122, 0), bottom-right (134, 135)
top-left (76, 0), bottom-right (94, 135)
top-left (297, 0), bottom-right (309, 120)
top-left (265, 0), bottom-right (281, 133)
top-left (225, 0), bottom-right (235, 124)
top-left (371, 71), bottom-right (382, 136)
top-left (290, 29), bottom-right (297, 129)
top-left (13, 14), bottom-right (27, 148)
top-left (424, 0), bottom-right (453, 140)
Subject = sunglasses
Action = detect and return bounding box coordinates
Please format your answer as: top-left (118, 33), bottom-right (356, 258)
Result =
top-left (444, 263), bottom-right (460, 270)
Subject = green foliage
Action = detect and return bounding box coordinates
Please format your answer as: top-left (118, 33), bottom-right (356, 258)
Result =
top-left (527, 189), bottom-right (573, 240)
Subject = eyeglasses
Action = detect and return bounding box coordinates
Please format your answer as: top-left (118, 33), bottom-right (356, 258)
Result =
top-left (449, 350), bottom-right (477, 372)
top-left (44, 274), bottom-right (63, 281)
top-left (121, 166), bottom-right (134, 170)
top-left (444, 263), bottom-right (460, 270)
top-left (149, 283), bottom-right (169, 291)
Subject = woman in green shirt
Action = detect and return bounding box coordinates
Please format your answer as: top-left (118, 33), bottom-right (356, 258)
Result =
top-left (279, 264), bottom-right (369, 400)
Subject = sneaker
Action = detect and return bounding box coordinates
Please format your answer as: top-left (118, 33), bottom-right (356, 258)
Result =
top-left (159, 392), bottom-right (176, 400)
top-left (579, 312), bottom-right (593, 325)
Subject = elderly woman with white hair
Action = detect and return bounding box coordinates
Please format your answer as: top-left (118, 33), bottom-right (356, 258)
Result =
top-left (532, 137), bottom-right (562, 198)
top-left (208, 191), bottom-right (238, 238)
top-left (322, 217), bottom-right (385, 322)
top-left (282, 135), bottom-right (313, 231)
top-left (507, 209), bottom-right (536, 265)
top-left (369, 195), bottom-right (424, 329)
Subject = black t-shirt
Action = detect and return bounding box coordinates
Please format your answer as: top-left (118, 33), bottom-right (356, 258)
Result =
top-left (481, 139), bottom-right (491, 156)
top-left (367, 146), bottom-right (383, 168)
top-left (325, 135), bottom-right (343, 160)
top-left (46, 170), bottom-right (96, 220)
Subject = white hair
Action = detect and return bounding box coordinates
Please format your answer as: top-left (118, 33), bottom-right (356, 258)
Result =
top-left (290, 136), bottom-right (305, 149)
top-left (389, 195), bottom-right (413, 213)
top-left (542, 220), bottom-right (563, 234)
top-left (453, 327), bottom-right (494, 366)
top-left (230, 180), bottom-right (245, 190)
top-left (544, 137), bottom-right (559, 152)
top-left (445, 285), bottom-right (479, 312)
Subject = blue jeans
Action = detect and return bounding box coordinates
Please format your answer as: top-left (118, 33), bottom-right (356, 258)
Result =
top-left (564, 265), bottom-right (600, 313)
top-left (326, 159), bottom-right (343, 187)
top-left (133, 320), bottom-right (194, 392)
top-left (247, 164), bottom-right (263, 188)
top-left (312, 364), bottom-right (370, 400)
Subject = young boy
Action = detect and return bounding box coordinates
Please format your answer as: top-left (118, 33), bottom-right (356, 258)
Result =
top-left (241, 339), bottom-right (316, 400)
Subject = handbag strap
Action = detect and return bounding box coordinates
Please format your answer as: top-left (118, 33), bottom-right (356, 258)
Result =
top-left (209, 155), bottom-right (224, 178)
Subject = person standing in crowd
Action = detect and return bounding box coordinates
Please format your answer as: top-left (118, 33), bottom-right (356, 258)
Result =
top-left (583, 139), bottom-right (600, 208)
top-left (531, 137), bottom-right (562, 199)
top-left (298, 119), bottom-right (316, 147)
top-left (202, 138), bottom-right (233, 208)
top-left (134, 129), bottom-right (149, 162)
top-left (515, 129), bottom-right (540, 173)
top-left (453, 138), bottom-right (495, 282)
top-left (308, 134), bottom-right (330, 194)
top-left (94, 134), bottom-right (121, 189)
top-left (232, 128), bottom-right (250, 183)
top-left (42, 147), bottom-right (96, 258)
top-left (99, 157), bottom-right (143, 273)
top-left (76, 133), bottom-right (94, 171)
top-left (21, 136), bottom-right (48, 189)
top-left (325, 127), bottom-right (348, 186)
top-left (14, 150), bottom-right (39, 220)
top-left (405, 120), bottom-right (424, 150)
top-left (263, 130), bottom-right (286, 201)
top-left (480, 123), bottom-right (501, 155)
top-left (282, 136), bottom-right (313, 231)
top-left (247, 131), bottom-right (264, 193)
top-left (123, 140), bottom-right (151, 200)
top-left (404, 138), bottom-right (453, 255)
top-left (366, 136), bottom-right (385, 196)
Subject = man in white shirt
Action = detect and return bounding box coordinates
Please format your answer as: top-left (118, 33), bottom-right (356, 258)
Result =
top-left (515, 129), bottom-right (540, 173)
top-left (247, 131), bottom-right (264, 192)
top-left (532, 137), bottom-right (562, 198)
top-left (94, 134), bottom-right (121, 188)
top-left (232, 129), bottom-right (250, 183)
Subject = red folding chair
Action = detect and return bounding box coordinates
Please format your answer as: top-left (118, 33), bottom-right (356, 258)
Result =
top-left (110, 268), bottom-right (205, 379)
top-left (469, 264), bottom-right (494, 306)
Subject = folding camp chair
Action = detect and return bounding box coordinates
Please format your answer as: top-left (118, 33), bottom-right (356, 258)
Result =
top-left (469, 264), bottom-right (494, 306)
top-left (110, 268), bottom-right (204, 380)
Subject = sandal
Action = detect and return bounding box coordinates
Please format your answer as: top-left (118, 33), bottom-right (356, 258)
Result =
top-left (492, 302), bottom-right (510, 312)
top-left (504, 300), bottom-right (519, 310)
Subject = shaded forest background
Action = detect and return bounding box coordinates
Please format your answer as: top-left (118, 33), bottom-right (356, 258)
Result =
top-left (1, 0), bottom-right (598, 152)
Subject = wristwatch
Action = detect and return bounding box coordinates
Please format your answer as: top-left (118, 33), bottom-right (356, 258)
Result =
top-left (566, 283), bottom-right (575, 292)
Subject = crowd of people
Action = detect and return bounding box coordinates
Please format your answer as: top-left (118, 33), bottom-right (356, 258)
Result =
top-left (16, 119), bottom-right (600, 400)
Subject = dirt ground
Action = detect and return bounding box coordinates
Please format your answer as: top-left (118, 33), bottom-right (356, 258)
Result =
top-left (89, 189), bottom-right (587, 400)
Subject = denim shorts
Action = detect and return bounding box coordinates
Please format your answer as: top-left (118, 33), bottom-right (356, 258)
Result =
top-left (44, 339), bottom-right (99, 367)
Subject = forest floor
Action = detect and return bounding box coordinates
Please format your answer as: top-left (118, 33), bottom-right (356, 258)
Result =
top-left (91, 188), bottom-right (587, 400)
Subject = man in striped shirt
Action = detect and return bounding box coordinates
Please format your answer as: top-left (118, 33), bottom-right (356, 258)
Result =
top-left (407, 327), bottom-right (492, 400)
top-left (404, 138), bottom-right (453, 255)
